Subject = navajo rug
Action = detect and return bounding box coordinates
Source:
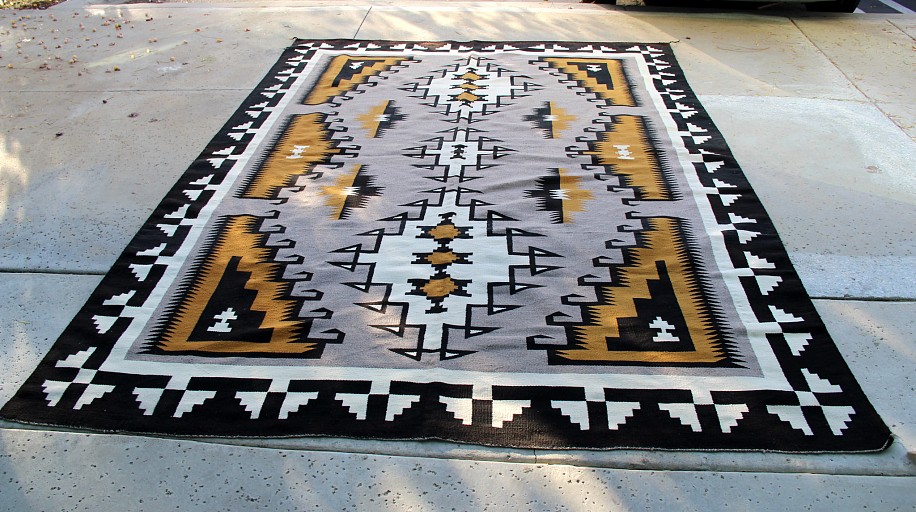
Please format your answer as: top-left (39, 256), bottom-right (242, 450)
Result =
top-left (2, 40), bottom-right (891, 452)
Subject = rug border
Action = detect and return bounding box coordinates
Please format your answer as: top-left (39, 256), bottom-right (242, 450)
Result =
top-left (0, 39), bottom-right (892, 453)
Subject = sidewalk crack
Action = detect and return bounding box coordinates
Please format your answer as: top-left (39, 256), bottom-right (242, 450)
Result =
top-left (353, 6), bottom-right (373, 39)
top-left (0, 268), bottom-right (105, 276)
top-left (789, 17), bottom-right (911, 139)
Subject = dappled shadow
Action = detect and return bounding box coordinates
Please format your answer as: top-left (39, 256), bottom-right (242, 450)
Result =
top-left (0, 134), bottom-right (29, 227)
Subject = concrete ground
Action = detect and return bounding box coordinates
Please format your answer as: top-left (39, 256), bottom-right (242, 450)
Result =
top-left (1, 1), bottom-right (915, 509)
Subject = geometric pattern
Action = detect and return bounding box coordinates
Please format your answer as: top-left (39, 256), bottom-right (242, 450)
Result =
top-left (0, 40), bottom-right (890, 452)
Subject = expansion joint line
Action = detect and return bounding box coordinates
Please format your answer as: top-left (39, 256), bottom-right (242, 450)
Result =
top-left (0, 268), bottom-right (106, 276)
top-left (788, 18), bottom-right (909, 139)
top-left (353, 6), bottom-right (373, 39)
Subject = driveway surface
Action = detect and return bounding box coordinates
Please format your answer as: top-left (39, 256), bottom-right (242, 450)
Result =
top-left (1, 2), bottom-right (914, 509)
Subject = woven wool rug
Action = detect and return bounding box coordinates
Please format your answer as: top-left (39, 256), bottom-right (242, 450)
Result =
top-left (2, 40), bottom-right (891, 452)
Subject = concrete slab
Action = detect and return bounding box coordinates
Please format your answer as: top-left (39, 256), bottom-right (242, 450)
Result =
top-left (1, 429), bottom-right (915, 511)
top-left (793, 17), bottom-right (916, 137)
top-left (877, 100), bottom-right (916, 138)
top-left (793, 17), bottom-right (916, 107)
top-left (0, 90), bottom-right (249, 272)
top-left (816, 300), bottom-right (916, 455)
top-left (0, 5), bottom-right (369, 92)
top-left (352, 4), bottom-right (674, 42)
top-left (699, 95), bottom-right (916, 299)
top-left (0, 273), bottom-right (100, 405)
top-left (1, 3), bottom-right (915, 507)
top-left (624, 12), bottom-right (868, 100)
top-left (887, 17), bottom-right (916, 38)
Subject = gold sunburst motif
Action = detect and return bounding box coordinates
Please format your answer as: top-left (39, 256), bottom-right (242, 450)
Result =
top-left (319, 165), bottom-right (382, 220)
top-left (525, 102), bottom-right (578, 139)
top-left (356, 100), bottom-right (403, 138)
top-left (357, 100), bottom-right (391, 138)
top-left (555, 169), bottom-right (594, 223)
top-left (525, 168), bottom-right (595, 224)
top-left (544, 102), bottom-right (576, 138)
top-left (321, 165), bottom-right (362, 219)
